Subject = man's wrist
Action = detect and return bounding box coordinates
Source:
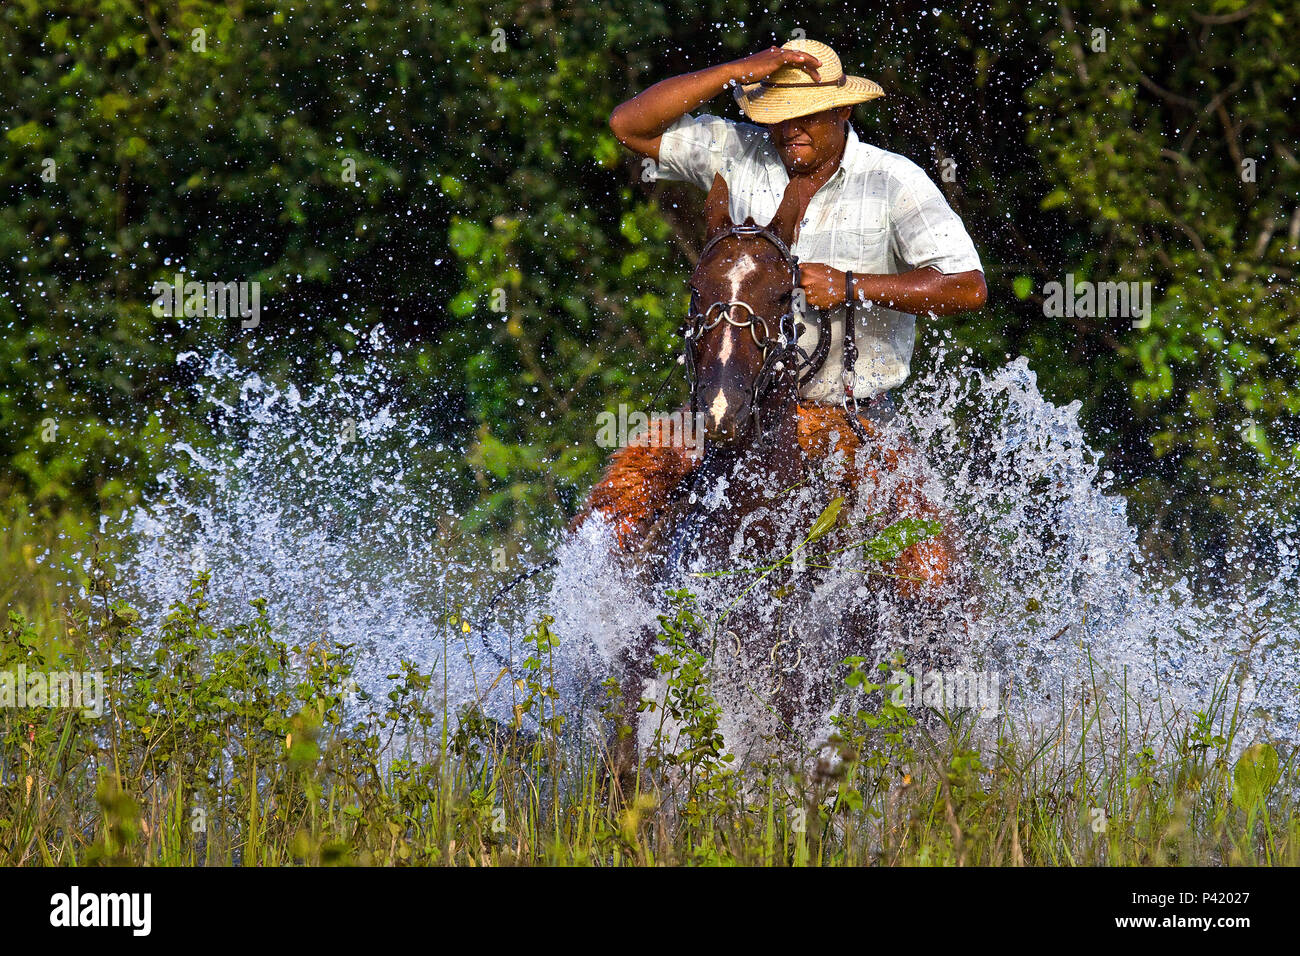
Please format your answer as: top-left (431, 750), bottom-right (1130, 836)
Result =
top-left (846, 272), bottom-right (879, 306)
top-left (722, 58), bottom-right (755, 87)
top-left (845, 271), bottom-right (866, 305)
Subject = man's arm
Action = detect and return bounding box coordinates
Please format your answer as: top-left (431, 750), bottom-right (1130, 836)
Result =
top-left (797, 155), bottom-right (987, 315)
top-left (799, 264), bottom-right (987, 316)
top-left (609, 47), bottom-right (822, 162)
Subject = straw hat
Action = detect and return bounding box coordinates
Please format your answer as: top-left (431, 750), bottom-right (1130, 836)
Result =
top-left (733, 39), bottom-right (883, 124)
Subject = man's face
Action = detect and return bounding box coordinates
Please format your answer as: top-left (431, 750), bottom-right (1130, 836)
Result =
top-left (764, 107), bottom-right (851, 173)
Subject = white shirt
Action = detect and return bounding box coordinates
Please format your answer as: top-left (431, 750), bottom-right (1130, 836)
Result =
top-left (655, 113), bottom-right (983, 401)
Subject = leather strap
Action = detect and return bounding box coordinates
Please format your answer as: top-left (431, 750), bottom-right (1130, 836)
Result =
top-left (843, 270), bottom-right (858, 395)
top-left (760, 74), bottom-right (849, 89)
top-left (842, 270), bottom-right (869, 443)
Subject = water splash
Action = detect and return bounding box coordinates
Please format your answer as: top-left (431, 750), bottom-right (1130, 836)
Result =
top-left (118, 331), bottom-right (1300, 759)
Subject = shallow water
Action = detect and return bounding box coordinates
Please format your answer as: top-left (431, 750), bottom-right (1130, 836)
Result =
top-left (118, 331), bottom-right (1300, 762)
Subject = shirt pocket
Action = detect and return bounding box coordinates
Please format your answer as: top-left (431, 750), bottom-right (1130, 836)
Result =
top-left (826, 225), bottom-right (890, 273)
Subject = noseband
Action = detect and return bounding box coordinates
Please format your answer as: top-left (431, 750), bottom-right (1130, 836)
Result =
top-left (682, 225), bottom-right (830, 448)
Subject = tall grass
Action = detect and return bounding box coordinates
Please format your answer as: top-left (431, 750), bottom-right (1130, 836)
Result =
top-left (2, 559), bottom-right (1295, 866)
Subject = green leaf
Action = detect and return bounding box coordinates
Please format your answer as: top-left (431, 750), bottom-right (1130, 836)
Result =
top-left (5, 121), bottom-right (44, 147)
top-left (863, 517), bottom-right (943, 562)
top-left (1039, 188), bottom-right (1070, 211)
top-left (1232, 742), bottom-right (1280, 810)
top-left (805, 497), bottom-right (844, 544)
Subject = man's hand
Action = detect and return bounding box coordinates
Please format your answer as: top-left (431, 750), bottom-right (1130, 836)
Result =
top-left (798, 263), bottom-right (846, 310)
top-left (731, 46), bottom-right (822, 86)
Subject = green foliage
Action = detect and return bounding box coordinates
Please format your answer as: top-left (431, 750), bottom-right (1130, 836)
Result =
top-left (2, 571), bottom-right (1299, 865)
top-left (2, 0), bottom-right (1296, 561)
top-left (1234, 742), bottom-right (1280, 811)
top-left (1025, 0), bottom-right (1300, 557)
top-left (643, 589), bottom-right (738, 846)
top-left (805, 496), bottom-right (844, 544)
top-left (862, 516), bottom-right (945, 562)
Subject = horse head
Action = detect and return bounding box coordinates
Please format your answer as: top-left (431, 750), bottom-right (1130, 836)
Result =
top-left (685, 173), bottom-right (810, 448)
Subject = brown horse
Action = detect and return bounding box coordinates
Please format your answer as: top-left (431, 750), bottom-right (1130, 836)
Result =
top-left (578, 172), bottom-right (953, 755)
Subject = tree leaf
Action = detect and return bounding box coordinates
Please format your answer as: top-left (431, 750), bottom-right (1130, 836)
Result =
top-left (863, 517), bottom-right (943, 562)
top-left (805, 497), bottom-right (844, 544)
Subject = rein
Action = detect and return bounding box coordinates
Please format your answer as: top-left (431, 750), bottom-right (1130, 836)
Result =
top-left (842, 270), bottom-right (870, 444)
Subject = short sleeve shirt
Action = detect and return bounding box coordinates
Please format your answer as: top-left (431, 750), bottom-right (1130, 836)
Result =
top-left (655, 113), bottom-right (983, 401)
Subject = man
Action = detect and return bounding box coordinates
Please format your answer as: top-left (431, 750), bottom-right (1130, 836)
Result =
top-left (609, 38), bottom-right (987, 414)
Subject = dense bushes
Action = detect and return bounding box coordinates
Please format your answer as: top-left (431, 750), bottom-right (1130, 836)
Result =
top-left (2, 0), bottom-right (1296, 561)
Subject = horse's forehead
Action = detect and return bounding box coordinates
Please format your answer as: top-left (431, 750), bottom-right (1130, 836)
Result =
top-left (694, 242), bottom-right (782, 292)
top-left (723, 256), bottom-right (758, 291)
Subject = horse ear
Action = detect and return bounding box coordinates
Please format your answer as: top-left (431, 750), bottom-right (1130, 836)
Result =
top-left (766, 179), bottom-right (801, 248)
top-left (704, 173), bottom-right (732, 239)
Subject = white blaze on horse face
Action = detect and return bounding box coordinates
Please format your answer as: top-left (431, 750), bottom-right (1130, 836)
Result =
top-left (725, 255), bottom-right (758, 304)
top-left (709, 326), bottom-right (744, 426)
top-left (716, 327), bottom-right (735, 366)
top-left (702, 252), bottom-right (759, 434)
top-left (714, 255), bottom-right (757, 373)
top-left (709, 383), bottom-right (730, 423)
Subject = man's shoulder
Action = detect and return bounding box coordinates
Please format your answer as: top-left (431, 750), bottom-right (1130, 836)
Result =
top-left (846, 138), bottom-right (933, 189)
top-left (656, 113), bottom-right (777, 192)
top-left (688, 111), bottom-right (767, 138)
top-left (667, 112), bottom-right (771, 155)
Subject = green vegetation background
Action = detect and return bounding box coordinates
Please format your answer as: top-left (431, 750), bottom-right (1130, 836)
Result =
top-left (2, 0), bottom-right (1297, 586)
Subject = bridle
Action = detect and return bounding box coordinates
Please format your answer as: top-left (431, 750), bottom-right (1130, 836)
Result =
top-left (682, 224), bottom-right (831, 449)
top-left (474, 227), bottom-right (859, 668)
